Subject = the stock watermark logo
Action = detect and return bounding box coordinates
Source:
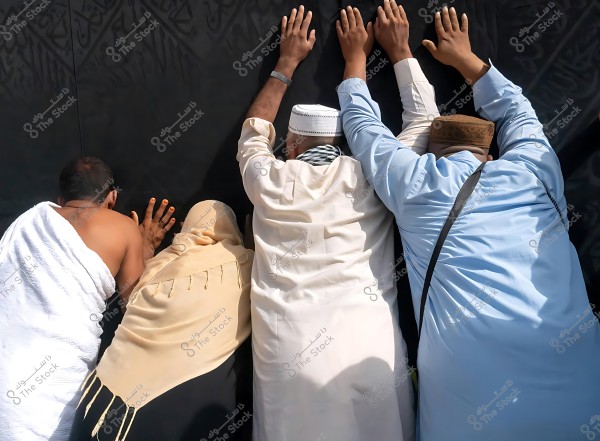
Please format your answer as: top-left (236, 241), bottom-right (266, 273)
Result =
top-left (281, 327), bottom-right (334, 378)
top-left (418, 0), bottom-right (455, 24)
top-left (437, 81), bottom-right (473, 116)
top-left (172, 203), bottom-right (232, 253)
top-left (180, 308), bottom-right (233, 357)
top-left (6, 355), bottom-right (57, 405)
top-left (345, 158), bottom-right (397, 205)
top-left (252, 155), bottom-right (284, 180)
top-left (90, 275), bottom-right (135, 328)
top-left (543, 98), bottom-right (581, 141)
top-left (527, 98), bottom-right (581, 148)
top-left (580, 415), bottom-right (600, 440)
top-left (105, 11), bottom-right (159, 63)
top-left (336, 78), bottom-right (367, 101)
top-left (363, 357), bottom-right (416, 408)
top-left (529, 204), bottom-right (582, 255)
top-left (151, 101), bottom-right (204, 152)
top-left (445, 279), bottom-right (498, 331)
top-left (510, 1), bottom-right (563, 53)
top-left (366, 49), bottom-right (389, 81)
top-left (264, 235), bottom-right (316, 279)
top-left (23, 88), bottom-right (76, 139)
top-left (467, 379), bottom-right (520, 431)
top-left (99, 384), bottom-right (150, 436)
top-left (200, 403), bottom-right (252, 441)
top-left (550, 303), bottom-right (599, 354)
top-left (364, 253), bottom-right (407, 302)
top-left (272, 133), bottom-right (307, 160)
top-left (0, 0), bottom-right (51, 42)
top-left (0, 254), bottom-right (39, 299)
top-left (233, 25), bottom-right (279, 77)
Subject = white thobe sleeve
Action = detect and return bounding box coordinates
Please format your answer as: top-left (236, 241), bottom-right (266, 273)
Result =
top-left (236, 117), bottom-right (283, 205)
top-left (393, 58), bottom-right (439, 155)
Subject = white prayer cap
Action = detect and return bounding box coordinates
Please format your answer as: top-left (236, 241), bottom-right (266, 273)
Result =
top-left (288, 104), bottom-right (343, 137)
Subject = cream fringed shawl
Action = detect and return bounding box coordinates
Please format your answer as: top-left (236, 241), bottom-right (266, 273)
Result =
top-left (77, 201), bottom-right (253, 439)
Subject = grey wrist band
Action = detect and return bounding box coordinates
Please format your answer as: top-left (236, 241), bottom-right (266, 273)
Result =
top-left (270, 70), bottom-right (292, 86)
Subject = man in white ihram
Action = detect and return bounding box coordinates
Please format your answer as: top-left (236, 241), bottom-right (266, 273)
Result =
top-left (237, 5), bottom-right (438, 441)
top-left (0, 157), bottom-right (174, 441)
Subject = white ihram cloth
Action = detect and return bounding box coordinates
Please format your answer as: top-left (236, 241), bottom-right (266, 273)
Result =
top-left (0, 202), bottom-right (115, 441)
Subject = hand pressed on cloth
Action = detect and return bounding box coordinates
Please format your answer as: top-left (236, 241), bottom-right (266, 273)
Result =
top-left (337, 6), bottom-right (374, 77)
top-left (374, 0), bottom-right (412, 64)
top-left (422, 6), bottom-right (489, 84)
top-left (279, 5), bottom-right (316, 70)
top-left (131, 198), bottom-right (176, 260)
top-left (245, 5), bottom-right (315, 123)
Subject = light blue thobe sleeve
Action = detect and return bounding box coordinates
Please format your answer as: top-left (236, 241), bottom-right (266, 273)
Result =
top-left (473, 64), bottom-right (565, 204)
top-left (337, 78), bottom-right (476, 219)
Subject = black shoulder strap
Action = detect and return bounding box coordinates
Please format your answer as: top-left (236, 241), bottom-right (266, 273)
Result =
top-left (418, 162), bottom-right (486, 340)
top-left (540, 180), bottom-right (567, 231)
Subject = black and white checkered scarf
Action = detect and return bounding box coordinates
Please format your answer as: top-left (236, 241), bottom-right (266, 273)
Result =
top-left (296, 145), bottom-right (344, 166)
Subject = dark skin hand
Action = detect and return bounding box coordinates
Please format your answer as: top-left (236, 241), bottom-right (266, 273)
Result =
top-left (130, 198), bottom-right (176, 261)
top-left (374, 0), bottom-right (413, 64)
top-left (246, 5), bottom-right (316, 123)
top-left (336, 6), bottom-right (374, 81)
top-left (422, 6), bottom-right (489, 85)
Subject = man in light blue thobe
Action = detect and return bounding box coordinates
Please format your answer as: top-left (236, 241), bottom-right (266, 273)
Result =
top-left (336, 3), bottom-right (600, 440)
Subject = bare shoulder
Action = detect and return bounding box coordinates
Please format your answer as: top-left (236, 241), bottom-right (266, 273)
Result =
top-left (97, 208), bottom-right (133, 223)
top-left (94, 209), bottom-right (140, 238)
top-left (58, 208), bottom-right (142, 277)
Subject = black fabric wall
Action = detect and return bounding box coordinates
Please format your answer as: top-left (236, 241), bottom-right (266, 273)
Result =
top-left (1, 0), bottom-right (598, 327)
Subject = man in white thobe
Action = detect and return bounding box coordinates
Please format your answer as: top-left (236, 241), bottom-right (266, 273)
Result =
top-left (237, 5), bottom-right (438, 441)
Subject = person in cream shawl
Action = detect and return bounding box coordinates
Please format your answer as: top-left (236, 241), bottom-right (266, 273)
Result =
top-left (70, 200), bottom-right (254, 441)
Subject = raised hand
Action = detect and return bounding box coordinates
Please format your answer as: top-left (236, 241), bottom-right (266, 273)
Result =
top-left (131, 198), bottom-right (176, 258)
top-left (336, 6), bottom-right (374, 67)
top-left (278, 5), bottom-right (316, 71)
top-left (374, 0), bottom-right (412, 64)
top-left (422, 6), bottom-right (488, 84)
top-left (422, 6), bottom-right (471, 67)
top-left (247, 5), bottom-right (315, 122)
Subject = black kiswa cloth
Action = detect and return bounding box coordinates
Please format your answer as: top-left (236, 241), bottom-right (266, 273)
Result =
top-left (69, 339), bottom-right (253, 441)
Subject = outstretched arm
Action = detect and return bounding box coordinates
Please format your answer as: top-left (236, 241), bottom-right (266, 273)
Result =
top-left (238, 6), bottom-right (315, 204)
top-left (337, 5), bottom-right (432, 215)
top-left (375, 0), bottom-right (439, 154)
top-left (337, 5), bottom-right (486, 219)
top-left (337, 6), bottom-right (374, 81)
top-left (246, 6), bottom-right (315, 122)
top-left (423, 6), bottom-right (564, 201)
